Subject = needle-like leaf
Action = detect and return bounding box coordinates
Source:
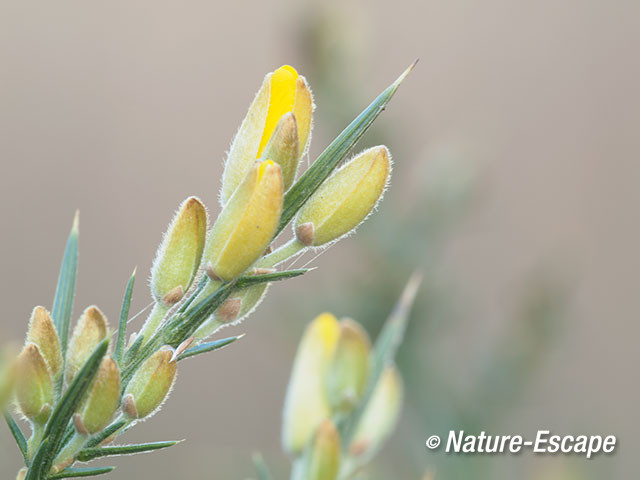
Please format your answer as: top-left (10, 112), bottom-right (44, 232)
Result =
top-left (4, 410), bottom-right (28, 463)
top-left (115, 269), bottom-right (137, 366)
top-left (77, 440), bottom-right (181, 462)
top-left (177, 335), bottom-right (243, 361)
top-left (47, 467), bottom-right (115, 479)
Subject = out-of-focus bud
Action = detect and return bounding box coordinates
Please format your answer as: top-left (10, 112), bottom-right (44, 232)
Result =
top-left (350, 366), bottom-right (403, 459)
top-left (27, 307), bottom-right (63, 379)
top-left (77, 357), bottom-right (120, 434)
top-left (282, 313), bottom-right (339, 454)
top-left (304, 420), bottom-right (341, 480)
top-left (15, 344), bottom-right (53, 424)
top-left (16, 468), bottom-right (27, 480)
top-left (123, 346), bottom-right (177, 420)
top-left (151, 197), bottom-right (208, 307)
top-left (206, 160), bottom-right (283, 281)
top-left (325, 319), bottom-right (371, 413)
top-left (220, 65), bottom-right (313, 203)
top-left (0, 346), bottom-right (17, 409)
top-left (66, 307), bottom-right (109, 384)
top-left (295, 146), bottom-right (391, 246)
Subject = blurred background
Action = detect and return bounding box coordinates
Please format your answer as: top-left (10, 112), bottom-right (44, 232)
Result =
top-left (1, 0), bottom-right (638, 478)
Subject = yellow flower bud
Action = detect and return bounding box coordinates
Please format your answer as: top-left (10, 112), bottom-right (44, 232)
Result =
top-left (295, 146), bottom-right (391, 246)
top-left (261, 113), bottom-right (300, 191)
top-left (15, 344), bottom-right (53, 423)
top-left (123, 346), bottom-right (177, 419)
top-left (282, 313), bottom-right (339, 454)
top-left (66, 307), bottom-right (109, 384)
top-left (220, 65), bottom-right (313, 203)
top-left (304, 420), bottom-right (341, 480)
top-left (325, 319), bottom-right (371, 413)
top-left (151, 197), bottom-right (208, 306)
top-left (350, 366), bottom-right (403, 459)
top-left (79, 357), bottom-right (120, 434)
top-left (206, 160), bottom-right (283, 281)
top-left (27, 306), bottom-right (63, 379)
top-left (0, 347), bottom-right (17, 410)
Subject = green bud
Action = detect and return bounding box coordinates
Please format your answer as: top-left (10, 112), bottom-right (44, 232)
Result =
top-left (0, 346), bottom-right (17, 410)
top-left (123, 346), bottom-right (177, 419)
top-left (151, 197), bottom-right (208, 306)
top-left (304, 420), bottom-right (341, 480)
top-left (66, 306), bottom-right (109, 384)
top-left (325, 319), bottom-right (371, 413)
top-left (283, 313), bottom-right (339, 454)
top-left (350, 366), bottom-right (403, 459)
top-left (206, 160), bottom-right (283, 281)
top-left (15, 344), bottom-right (53, 424)
top-left (261, 112), bottom-right (301, 191)
top-left (295, 146), bottom-right (391, 246)
top-left (79, 357), bottom-right (121, 434)
top-left (27, 306), bottom-right (63, 379)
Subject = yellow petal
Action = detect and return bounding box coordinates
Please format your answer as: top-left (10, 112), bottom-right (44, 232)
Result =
top-left (257, 65), bottom-right (298, 157)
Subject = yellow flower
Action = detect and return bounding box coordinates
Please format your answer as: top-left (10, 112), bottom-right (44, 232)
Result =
top-left (151, 197), bottom-right (208, 306)
top-left (282, 313), bottom-right (340, 454)
top-left (221, 65), bottom-right (313, 203)
top-left (295, 146), bottom-right (391, 246)
top-left (206, 160), bottom-right (283, 281)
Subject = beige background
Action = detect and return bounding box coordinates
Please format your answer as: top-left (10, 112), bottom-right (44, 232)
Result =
top-left (1, 0), bottom-right (638, 478)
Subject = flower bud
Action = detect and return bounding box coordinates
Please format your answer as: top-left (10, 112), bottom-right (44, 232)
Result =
top-left (220, 65), bottom-right (313, 203)
top-left (350, 366), bottom-right (403, 458)
top-left (27, 306), bottom-right (63, 379)
top-left (66, 307), bottom-right (109, 384)
top-left (16, 468), bottom-right (27, 480)
top-left (151, 197), bottom-right (208, 306)
top-left (304, 420), bottom-right (341, 480)
top-left (123, 346), bottom-right (177, 419)
top-left (261, 113), bottom-right (300, 191)
top-left (325, 319), bottom-right (371, 413)
top-left (0, 347), bottom-right (17, 409)
top-left (206, 160), bottom-right (283, 281)
top-left (282, 313), bottom-right (339, 454)
top-left (78, 357), bottom-right (120, 434)
top-left (295, 146), bottom-right (391, 246)
top-left (15, 344), bottom-right (53, 423)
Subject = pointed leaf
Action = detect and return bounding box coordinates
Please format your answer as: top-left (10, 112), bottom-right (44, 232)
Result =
top-left (4, 410), bottom-right (28, 463)
top-left (115, 269), bottom-right (136, 366)
top-left (48, 467), bottom-right (115, 479)
top-left (77, 441), bottom-right (181, 462)
top-left (52, 212), bottom-right (79, 356)
top-left (84, 418), bottom-right (128, 449)
top-left (178, 335), bottom-right (242, 361)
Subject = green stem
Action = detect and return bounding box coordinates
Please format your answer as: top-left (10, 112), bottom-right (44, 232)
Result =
top-left (137, 303), bottom-right (169, 345)
top-left (27, 422), bottom-right (45, 461)
top-left (258, 238), bottom-right (306, 268)
top-left (52, 432), bottom-right (88, 471)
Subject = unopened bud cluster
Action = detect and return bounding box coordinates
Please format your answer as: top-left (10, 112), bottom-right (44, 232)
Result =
top-left (282, 314), bottom-right (404, 479)
top-left (2, 62), bottom-right (409, 479)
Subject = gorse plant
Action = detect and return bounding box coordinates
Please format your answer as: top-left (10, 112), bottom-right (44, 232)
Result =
top-left (1, 62), bottom-right (414, 480)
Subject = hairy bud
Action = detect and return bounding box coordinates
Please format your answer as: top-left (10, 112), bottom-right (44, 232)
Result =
top-left (295, 146), bottom-right (391, 246)
top-left (151, 197), bottom-right (208, 306)
top-left (79, 357), bottom-right (121, 434)
top-left (27, 306), bottom-right (63, 379)
top-left (124, 346), bottom-right (177, 419)
top-left (15, 344), bottom-right (53, 424)
top-left (206, 160), bottom-right (283, 281)
top-left (66, 307), bottom-right (109, 384)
